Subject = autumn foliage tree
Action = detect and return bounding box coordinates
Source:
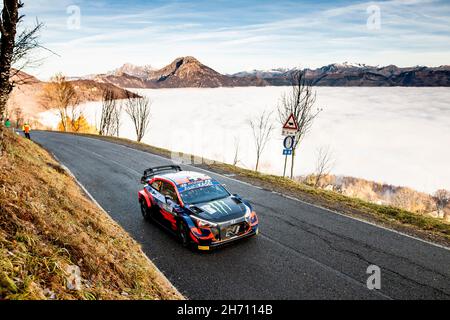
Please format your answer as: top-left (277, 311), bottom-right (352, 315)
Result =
top-left (57, 114), bottom-right (96, 133)
top-left (40, 73), bottom-right (79, 132)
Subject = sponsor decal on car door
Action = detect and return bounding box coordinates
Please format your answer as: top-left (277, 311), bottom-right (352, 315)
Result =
top-left (159, 180), bottom-right (178, 230)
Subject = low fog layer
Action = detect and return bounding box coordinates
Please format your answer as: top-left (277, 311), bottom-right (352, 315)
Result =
top-left (39, 87), bottom-right (450, 194)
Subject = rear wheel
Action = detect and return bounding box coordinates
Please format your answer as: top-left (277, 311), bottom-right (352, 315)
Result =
top-left (178, 222), bottom-right (190, 247)
top-left (140, 201), bottom-right (151, 221)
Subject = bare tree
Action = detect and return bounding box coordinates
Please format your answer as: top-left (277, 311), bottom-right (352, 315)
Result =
top-left (4, 101), bottom-right (9, 119)
top-left (232, 136), bottom-right (240, 166)
top-left (314, 146), bottom-right (334, 188)
top-left (278, 70), bottom-right (321, 179)
top-left (99, 89), bottom-right (117, 136)
top-left (124, 94), bottom-right (151, 142)
top-left (249, 110), bottom-right (274, 172)
top-left (0, 1), bottom-right (43, 155)
top-left (0, 0), bottom-right (21, 121)
top-left (40, 73), bottom-right (79, 132)
top-left (113, 101), bottom-right (122, 137)
top-left (0, 0), bottom-right (20, 153)
top-left (434, 189), bottom-right (450, 217)
top-left (10, 23), bottom-right (44, 81)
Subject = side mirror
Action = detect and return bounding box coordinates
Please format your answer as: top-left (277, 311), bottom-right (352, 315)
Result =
top-left (140, 176), bottom-right (148, 184)
top-left (233, 193), bottom-right (242, 199)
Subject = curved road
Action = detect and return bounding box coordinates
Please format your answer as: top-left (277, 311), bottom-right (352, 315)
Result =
top-left (33, 131), bottom-right (450, 300)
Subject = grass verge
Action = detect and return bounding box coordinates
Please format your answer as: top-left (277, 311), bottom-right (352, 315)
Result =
top-left (62, 132), bottom-right (450, 247)
top-left (0, 129), bottom-right (184, 300)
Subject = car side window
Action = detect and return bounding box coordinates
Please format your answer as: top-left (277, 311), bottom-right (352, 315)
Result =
top-left (150, 180), bottom-right (162, 191)
top-left (160, 181), bottom-right (180, 205)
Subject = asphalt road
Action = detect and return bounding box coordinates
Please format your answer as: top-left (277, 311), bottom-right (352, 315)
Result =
top-left (32, 131), bottom-right (450, 300)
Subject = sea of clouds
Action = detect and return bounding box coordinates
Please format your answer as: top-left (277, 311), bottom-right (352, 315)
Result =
top-left (39, 87), bottom-right (450, 194)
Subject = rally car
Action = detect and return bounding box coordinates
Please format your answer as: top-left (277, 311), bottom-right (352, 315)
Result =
top-left (138, 165), bottom-right (259, 250)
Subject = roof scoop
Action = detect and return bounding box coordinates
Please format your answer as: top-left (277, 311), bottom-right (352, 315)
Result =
top-left (231, 197), bottom-right (243, 204)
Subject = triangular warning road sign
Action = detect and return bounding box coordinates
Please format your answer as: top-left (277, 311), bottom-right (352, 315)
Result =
top-left (283, 113), bottom-right (299, 131)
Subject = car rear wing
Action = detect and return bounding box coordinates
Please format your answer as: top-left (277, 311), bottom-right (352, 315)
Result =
top-left (140, 165), bottom-right (182, 184)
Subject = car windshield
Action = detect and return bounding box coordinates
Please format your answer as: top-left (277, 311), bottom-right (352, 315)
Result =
top-left (180, 184), bottom-right (230, 205)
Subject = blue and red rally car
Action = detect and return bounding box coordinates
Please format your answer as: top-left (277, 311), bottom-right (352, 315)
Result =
top-left (138, 165), bottom-right (259, 250)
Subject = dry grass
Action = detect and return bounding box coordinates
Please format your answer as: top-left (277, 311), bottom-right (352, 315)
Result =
top-left (0, 129), bottom-right (183, 300)
top-left (301, 174), bottom-right (440, 216)
top-left (210, 163), bottom-right (450, 245)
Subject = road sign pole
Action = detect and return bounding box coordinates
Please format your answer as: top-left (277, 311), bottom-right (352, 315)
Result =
top-left (283, 154), bottom-right (288, 177)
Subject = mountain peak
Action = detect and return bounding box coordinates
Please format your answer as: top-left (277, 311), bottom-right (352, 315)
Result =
top-left (110, 63), bottom-right (155, 79)
top-left (173, 56), bottom-right (200, 64)
top-left (163, 56), bottom-right (205, 74)
top-left (149, 56), bottom-right (219, 83)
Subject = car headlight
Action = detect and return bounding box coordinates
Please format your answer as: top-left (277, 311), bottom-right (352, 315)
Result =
top-left (190, 216), bottom-right (220, 240)
top-left (244, 206), bottom-right (258, 226)
top-left (244, 206), bottom-right (252, 221)
top-left (191, 216), bottom-right (218, 229)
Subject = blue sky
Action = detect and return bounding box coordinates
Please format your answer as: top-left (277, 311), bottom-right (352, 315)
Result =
top-left (21, 0), bottom-right (450, 79)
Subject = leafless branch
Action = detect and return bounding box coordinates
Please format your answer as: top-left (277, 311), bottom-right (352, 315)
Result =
top-left (124, 93), bottom-right (152, 142)
top-left (434, 189), bottom-right (450, 214)
top-left (314, 146), bottom-right (334, 188)
top-left (99, 89), bottom-right (118, 136)
top-left (249, 110), bottom-right (274, 172)
top-left (232, 136), bottom-right (240, 166)
top-left (277, 69), bottom-right (322, 178)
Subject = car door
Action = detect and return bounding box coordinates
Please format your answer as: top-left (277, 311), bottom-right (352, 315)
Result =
top-left (158, 180), bottom-right (181, 231)
top-left (146, 179), bottom-right (165, 222)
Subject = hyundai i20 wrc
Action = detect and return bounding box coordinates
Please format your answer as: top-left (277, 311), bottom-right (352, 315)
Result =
top-left (138, 165), bottom-right (259, 250)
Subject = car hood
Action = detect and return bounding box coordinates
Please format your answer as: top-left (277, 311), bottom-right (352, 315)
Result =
top-left (187, 196), bottom-right (248, 223)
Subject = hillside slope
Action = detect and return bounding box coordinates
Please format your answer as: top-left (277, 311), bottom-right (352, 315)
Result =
top-left (7, 71), bottom-right (139, 120)
top-left (0, 130), bottom-right (182, 300)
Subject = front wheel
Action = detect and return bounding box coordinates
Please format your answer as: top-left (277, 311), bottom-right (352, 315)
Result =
top-left (178, 222), bottom-right (190, 247)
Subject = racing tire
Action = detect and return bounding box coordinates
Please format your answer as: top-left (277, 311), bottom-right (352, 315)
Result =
top-left (178, 222), bottom-right (190, 248)
top-left (140, 201), bottom-right (151, 221)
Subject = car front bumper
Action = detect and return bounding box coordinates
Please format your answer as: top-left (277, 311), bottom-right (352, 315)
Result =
top-left (196, 227), bottom-right (259, 251)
